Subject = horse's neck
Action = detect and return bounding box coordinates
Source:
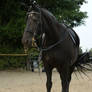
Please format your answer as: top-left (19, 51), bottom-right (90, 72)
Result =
top-left (44, 22), bottom-right (63, 47)
top-left (41, 10), bottom-right (67, 47)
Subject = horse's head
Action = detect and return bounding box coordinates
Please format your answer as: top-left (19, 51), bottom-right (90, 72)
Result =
top-left (22, 4), bottom-right (41, 52)
top-left (22, 1), bottom-right (57, 52)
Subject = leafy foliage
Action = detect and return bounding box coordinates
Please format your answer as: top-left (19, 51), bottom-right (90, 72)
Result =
top-left (0, 0), bottom-right (88, 69)
top-left (0, 0), bottom-right (88, 51)
top-left (0, 56), bottom-right (26, 70)
top-left (37, 0), bottom-right (87, 27)
top-left (0, 0), bottom-right (26, 53)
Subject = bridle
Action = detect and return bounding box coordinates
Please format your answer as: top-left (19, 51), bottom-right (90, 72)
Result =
top-left (26, 8), bottom-right (69, 52)
top-left (25, 7), bottom-right (69, 62)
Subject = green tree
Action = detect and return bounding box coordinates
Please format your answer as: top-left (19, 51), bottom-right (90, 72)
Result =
top-left (0, 0), bottom-right (88, 51)
top-left (0, 0), bottom-right (25, 53)
top-left (22, 0), bottom-right (87, 27)
top-left (0, 0), bottom-right (88, 53)
top-left (0, 0), bottom-right (88, 69)
top-left (37, 0), bottom-right (87, 27)
top-left (0, 0), bottom-right (88, 52)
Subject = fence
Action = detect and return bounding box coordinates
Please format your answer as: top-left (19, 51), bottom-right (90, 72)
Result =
top-left (0, 54), bottom-right (28, 57)
top-left (0, 53), bottom-right (40, 71)
top-left (0, 53), bottom-right (28, 70)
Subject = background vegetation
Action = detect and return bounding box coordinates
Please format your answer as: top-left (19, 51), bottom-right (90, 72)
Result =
top-left (0, 0), bottom-right (91, 69)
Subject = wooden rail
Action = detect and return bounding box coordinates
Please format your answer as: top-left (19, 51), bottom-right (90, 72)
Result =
top-left (0, 54), bottom-right (28, 57)
top-left (0, 53), bottom-right (40, 71)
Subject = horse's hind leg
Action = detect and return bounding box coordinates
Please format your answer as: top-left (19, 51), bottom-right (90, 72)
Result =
top-left (61, 74), bottom-right (71, 92)
top-left (45, 65), bottom-right (53, 92)
top-left (58, 67), bottom-right (71, 92)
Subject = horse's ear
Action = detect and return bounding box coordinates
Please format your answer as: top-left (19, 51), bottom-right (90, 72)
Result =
top-left (30, 0), bottom-right (37, 5)
top-left (20, 2), bottom-right (31, 11)
top-left (31, 0), bottom-right (40, 10)
top-left (20, 0), bottom-right (34, 11)
top-left (20, 0), bottom-right (40, 12)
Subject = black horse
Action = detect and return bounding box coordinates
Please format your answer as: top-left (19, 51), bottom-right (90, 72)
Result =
top-left (22, 2), bottom-right (91, 92)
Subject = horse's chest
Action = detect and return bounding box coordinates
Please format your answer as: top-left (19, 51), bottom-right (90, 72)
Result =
top-left (42, 53), bottom-right (58, 65)
top-left (44, 54), bottom-right (53, 61)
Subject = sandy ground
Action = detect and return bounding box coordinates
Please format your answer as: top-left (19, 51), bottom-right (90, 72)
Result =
top-left (0, 70), bottom-right (92, 92)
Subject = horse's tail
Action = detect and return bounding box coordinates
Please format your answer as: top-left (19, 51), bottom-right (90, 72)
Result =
top-left (73, 52), bottom-right (92, 73)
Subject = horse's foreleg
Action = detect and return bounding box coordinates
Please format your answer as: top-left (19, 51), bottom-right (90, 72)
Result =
top-left (45, 66), bottom-right (53, 92)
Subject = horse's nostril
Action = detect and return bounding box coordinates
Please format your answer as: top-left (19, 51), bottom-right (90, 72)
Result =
top-left (24, 39), bottom-right (29, 44)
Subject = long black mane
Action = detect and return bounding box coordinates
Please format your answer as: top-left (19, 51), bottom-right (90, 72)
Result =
top-left (41, 8), bottom-right (57, 22)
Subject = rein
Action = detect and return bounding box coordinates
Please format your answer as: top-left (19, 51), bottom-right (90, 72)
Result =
top-left (32, 9), bottom-right (68, 52)
top-left (36, 31), bottom-right (68, 64)
top-left (40, 33), bottom-right (67, 52)
top-left (26, 11), bottom-right (68, 52)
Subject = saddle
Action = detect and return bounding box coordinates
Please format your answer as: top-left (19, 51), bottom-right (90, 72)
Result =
top-left (61, 23), bottom-right (80, 47)
top-left (68, 28), bottom-right (80, 46)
